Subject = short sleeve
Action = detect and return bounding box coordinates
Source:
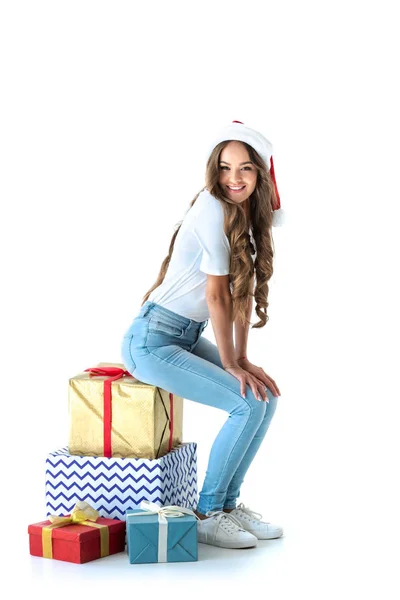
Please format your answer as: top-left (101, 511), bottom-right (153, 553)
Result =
top-left (192, 194), bottom-right (231, 276)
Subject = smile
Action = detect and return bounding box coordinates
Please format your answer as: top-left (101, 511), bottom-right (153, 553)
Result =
top-left (227, 185), bottom-right (246, 193)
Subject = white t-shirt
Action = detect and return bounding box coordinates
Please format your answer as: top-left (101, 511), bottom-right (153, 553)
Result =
top-left (148, 188), bottom-right (256, 322)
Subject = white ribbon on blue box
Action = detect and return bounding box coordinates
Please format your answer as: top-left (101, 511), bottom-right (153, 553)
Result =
top-left (126, 500), bottom-right (200, 563)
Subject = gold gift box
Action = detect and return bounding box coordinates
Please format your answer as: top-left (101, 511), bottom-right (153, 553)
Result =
top-left (68, 362), bottom-right (183, 459)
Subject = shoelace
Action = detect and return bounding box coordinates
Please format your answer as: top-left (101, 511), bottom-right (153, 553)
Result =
top-left (235, 503), bottom-right (269, 523)
top-left (206, 510), bottom-right (247, 532)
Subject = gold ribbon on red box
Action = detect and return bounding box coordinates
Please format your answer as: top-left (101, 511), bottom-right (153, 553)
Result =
top-left (42, 501), bottom-right (109, 559)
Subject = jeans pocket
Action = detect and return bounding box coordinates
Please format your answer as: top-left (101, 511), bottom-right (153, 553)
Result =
top-left (148, 317), bottom-right (186, 338)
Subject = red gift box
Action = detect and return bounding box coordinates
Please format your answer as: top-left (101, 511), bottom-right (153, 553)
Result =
top-left (28, 516), bottom-right (126, 564)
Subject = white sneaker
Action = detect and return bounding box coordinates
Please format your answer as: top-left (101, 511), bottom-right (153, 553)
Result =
top-left (229, 503), bottom-right (284, 540)
top-left (197, 509), bottom-right (258, 549)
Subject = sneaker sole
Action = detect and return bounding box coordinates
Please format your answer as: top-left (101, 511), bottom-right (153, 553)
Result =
top-left (249, 531), bottom-right (284, 540)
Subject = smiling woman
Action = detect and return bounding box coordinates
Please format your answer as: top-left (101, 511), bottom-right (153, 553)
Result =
top-left (218, 144), bottom-right (258, 228)
top-left (121, 120), bottom-right (283, 550)
top-left (220, 151), bottom-right (257, 198)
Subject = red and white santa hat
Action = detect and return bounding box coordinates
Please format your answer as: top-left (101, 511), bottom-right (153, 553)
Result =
top-left (207, 120), bottom-right (284, 227)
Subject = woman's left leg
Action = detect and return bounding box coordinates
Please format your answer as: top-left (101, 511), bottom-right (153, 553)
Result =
top-left (191, 334), bottom-right (279, 509)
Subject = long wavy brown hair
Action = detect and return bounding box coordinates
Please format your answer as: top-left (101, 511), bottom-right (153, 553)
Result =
top-left (141, 140), bottom-right (277, 329)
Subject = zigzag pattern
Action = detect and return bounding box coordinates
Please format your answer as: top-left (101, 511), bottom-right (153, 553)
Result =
top-left (45, 460), bottom-right (198, 477)
top-left (46, 458), bottom-right (172, 474)
top-left (45, 442), bottom-right (198, 520)
top-left (45, 476), bottom-right (198, 497)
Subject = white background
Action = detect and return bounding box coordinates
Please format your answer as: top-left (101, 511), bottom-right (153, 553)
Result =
top-left (1, 0), bottom-right (399, 597)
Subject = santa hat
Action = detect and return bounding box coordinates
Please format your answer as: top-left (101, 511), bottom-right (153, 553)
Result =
top-left (207, 120), bottom-right (284, 227)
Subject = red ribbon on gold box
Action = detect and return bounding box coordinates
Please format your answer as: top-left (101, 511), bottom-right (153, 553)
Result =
top-left (68, 362), bottom-right (183, 459)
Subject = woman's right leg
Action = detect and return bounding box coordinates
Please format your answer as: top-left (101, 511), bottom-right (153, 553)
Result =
top-left (121, 314), bottom-right (267, 515)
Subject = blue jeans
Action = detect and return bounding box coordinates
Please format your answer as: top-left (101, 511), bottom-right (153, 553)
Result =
top-left (121, 300), bottom-right (278, 514)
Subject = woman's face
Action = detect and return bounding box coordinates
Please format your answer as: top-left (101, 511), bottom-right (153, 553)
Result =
top-left (218, 141), bottom-right (258, 204)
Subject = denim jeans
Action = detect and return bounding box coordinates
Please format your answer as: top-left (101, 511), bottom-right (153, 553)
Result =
top-left (121, 300), bottom-right (278, 514)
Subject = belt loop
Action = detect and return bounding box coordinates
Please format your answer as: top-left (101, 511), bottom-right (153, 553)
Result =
top-left (141, 301), bottom-right (154, 317)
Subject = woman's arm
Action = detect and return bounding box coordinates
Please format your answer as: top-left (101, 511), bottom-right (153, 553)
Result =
top-left (205, 274), bottom-right (236, 369)
top-left (234, 273), bottom-right (255, 361)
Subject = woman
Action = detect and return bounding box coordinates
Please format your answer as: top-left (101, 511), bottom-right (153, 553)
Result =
top-left (121, 120), bottom-right (284, 550)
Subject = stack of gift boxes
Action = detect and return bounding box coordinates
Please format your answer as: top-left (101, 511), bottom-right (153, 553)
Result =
top-left (28, 363), bottom-right (199, 564)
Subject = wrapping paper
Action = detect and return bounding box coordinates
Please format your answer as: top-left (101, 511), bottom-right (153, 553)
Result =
top-left (28, 513), bottom-right (125, 564)
top-left (45, 442), bottom-right (198, 521)
top-left (126, 501), bottom-right (198, 564)
top-left (68, 362), bottom-right (183, 459)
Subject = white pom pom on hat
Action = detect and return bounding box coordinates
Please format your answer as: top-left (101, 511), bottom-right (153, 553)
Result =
top-left (207, 120), bottom-right (284, 227)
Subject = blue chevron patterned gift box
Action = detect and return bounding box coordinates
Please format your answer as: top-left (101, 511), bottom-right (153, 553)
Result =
top-left (45, 442), bottom-right (198, 521)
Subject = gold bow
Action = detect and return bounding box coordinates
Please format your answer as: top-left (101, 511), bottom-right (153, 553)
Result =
top-left (42, 501), bottom-right (109, 559)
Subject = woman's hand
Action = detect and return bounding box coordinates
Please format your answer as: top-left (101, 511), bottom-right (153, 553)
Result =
top-left (223, 362), bottom-right (271, 402)
top-left (237, 357), bottom-right (281, 398)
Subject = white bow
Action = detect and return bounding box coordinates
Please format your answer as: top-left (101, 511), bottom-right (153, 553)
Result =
top-left (127, 500), bottom-right (200, 562)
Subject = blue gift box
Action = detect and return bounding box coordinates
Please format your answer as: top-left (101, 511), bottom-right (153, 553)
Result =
top-left (126, 503), bottom-right (198, 564)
